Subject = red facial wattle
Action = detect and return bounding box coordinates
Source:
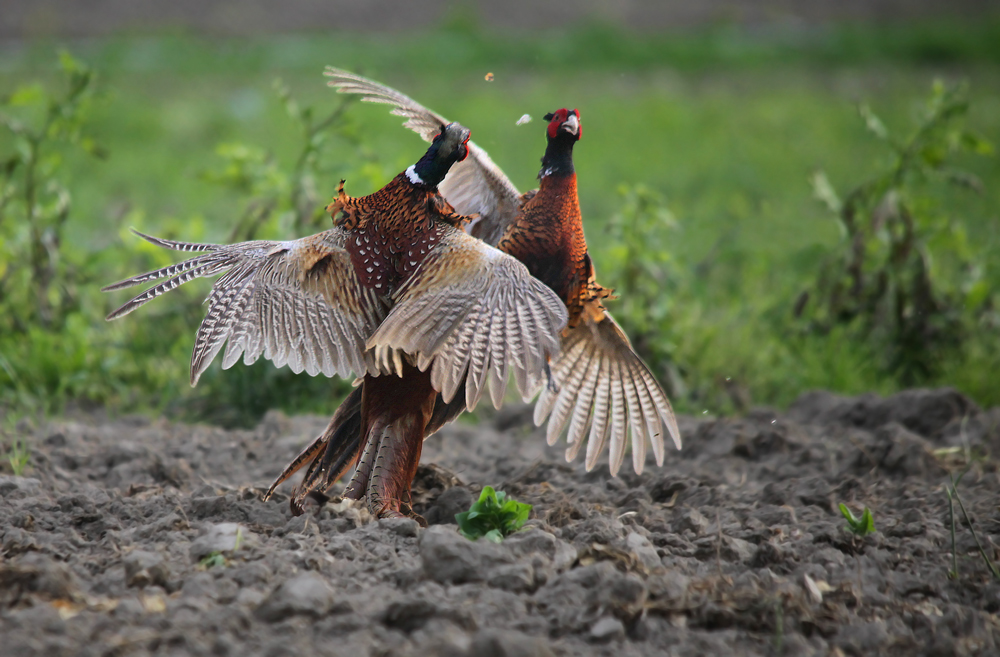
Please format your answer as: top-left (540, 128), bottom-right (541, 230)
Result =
top-left (547, 108), bottom-right (569, 139)
top-left (546, 108), bottom-right (581, 140)
top-left (459, 135), bottom-right (471, 162)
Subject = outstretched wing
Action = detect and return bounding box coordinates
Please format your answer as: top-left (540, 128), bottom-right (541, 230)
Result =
top-left (367, 228), bottom-right (568, 412)
top-left (534, 311), bottom-right (681, 476)
top-left (103, 229), bottom-right (385, 385)
top-left (324, 67), bottom-right (522, 246)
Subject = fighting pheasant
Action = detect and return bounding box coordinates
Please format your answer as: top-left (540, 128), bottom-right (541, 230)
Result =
top-left (267, 70), bottom-right (681, 513)
top-left (104, 123), bottom-right (567, 520)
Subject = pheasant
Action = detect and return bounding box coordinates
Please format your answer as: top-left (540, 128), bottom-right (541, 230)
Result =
top-left (266, 70), bottom-right (681, 513)
top-left (103, 123), bottom-right (568, 521)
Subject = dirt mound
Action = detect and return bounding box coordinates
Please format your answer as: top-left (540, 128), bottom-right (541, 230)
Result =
top-left (2, 388), bottom-right (999, 655)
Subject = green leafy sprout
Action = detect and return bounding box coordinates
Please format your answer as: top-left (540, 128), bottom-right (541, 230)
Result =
top-left (197, 526), bottom-right (244, 569)
top-left (839, 503), bottom-right (876, 536)
top-left (198, 552), bottom-right (227, 569)
top-left (4, 438), bottom-right (31, 476)
top-left (456, 486), bottom-right (532, 543)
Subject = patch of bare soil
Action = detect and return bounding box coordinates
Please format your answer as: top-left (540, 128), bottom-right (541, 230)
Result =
top-left (2, 387), bottom-right (999, 656)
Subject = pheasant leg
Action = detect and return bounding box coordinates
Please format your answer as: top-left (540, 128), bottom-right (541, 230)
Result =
top-left (343, 365), bottom-right (436, 525)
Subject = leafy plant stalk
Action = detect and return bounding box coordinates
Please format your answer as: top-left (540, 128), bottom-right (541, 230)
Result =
top-left (600, 184), bottom-right (685, 399)
top-left (948, 470), bottom-right (1000, 580)
top-left (773, 600), bottom-right (784, 656)
top-left (799, 81), bottom-right (995, 384)
top-left (212, 79), bottom-right (358, 243)
top-left (945, 485), bottom-right (959, 578)
top-left (0, 51), bottom-right (103, 332)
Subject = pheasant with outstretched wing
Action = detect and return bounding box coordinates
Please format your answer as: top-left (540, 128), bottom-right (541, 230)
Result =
top-left (270, 71), bottom-right (681, 514)
top-left (106, 123), bottom-right (567, 521)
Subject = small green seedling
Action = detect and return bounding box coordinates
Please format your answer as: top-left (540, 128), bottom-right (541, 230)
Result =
top-left (198, 527), bottom-right (244, 569)
top-left (199, 551), bottom-right (227, 569)
top-left (839, 503), bottom-right (876, 536)
top-left (456, 486), bottom-right (532, 543)
top-left (233, 526), bottom-right (244, 551)
top-left (5, 439), bottom-right (31, 476)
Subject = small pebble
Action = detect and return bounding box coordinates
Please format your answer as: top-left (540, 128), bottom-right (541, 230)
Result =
top-left (590, 616), bottom-right (625, 642)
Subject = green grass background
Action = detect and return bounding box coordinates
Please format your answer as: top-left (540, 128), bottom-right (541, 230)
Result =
top-left (2, 18), bottom-right (999, 423)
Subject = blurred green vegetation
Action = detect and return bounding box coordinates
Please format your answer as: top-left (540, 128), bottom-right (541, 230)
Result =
top-left (1, 19), bottom-right (998, 425)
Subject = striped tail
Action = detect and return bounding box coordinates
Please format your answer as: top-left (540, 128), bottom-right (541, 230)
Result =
top-left (534, 311), bottom-right (681, 476)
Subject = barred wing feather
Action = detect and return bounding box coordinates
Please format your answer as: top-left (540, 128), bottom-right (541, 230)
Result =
top-left (534, 311), bottom-right (681, 476)
top-left (367, 231), bottom-right (568, 412)
top-left (103, 229), bottom-right (384, 385)
top-left (439, 155), bottom-right (522, 246)
top-left (324, 67), bottom-right (521, 246)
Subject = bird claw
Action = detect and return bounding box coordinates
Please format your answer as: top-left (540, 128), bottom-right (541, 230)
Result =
top-left (289, 488), bottom-right (330, 517)
top-left (372, 500), bottom-right (428, 527)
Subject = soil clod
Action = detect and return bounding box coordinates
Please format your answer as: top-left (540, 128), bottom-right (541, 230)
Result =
top-left (0, 388), bottom-right (997, 654)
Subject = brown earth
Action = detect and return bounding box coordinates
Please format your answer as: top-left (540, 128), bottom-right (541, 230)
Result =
top-left (2, 387), bottom-right (999, 656)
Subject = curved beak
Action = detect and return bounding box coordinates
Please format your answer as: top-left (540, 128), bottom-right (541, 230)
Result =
top-left (561, 112), bottom-right (580, 136)
top-left (439, 123), bottom-right (472, 160)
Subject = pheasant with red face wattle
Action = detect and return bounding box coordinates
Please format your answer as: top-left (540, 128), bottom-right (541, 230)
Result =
top-left (496, 109), bottom-right (610, 327)
top-left (495, 108), bottom-right (676, 474)
top-left (267, 71), bottom-right (681, 512)
top-left (103, 123), bottom-right (567, 522)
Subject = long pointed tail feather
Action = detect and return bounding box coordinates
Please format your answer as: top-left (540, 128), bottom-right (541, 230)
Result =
top-left (104, 257), bottom-right (234, 320)
top-left (129, 229), bottom-right (223, 253)
top-left (265, 387), bottom-right (364, 513)
top-left (101, 230), bottom-right (223, 289)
